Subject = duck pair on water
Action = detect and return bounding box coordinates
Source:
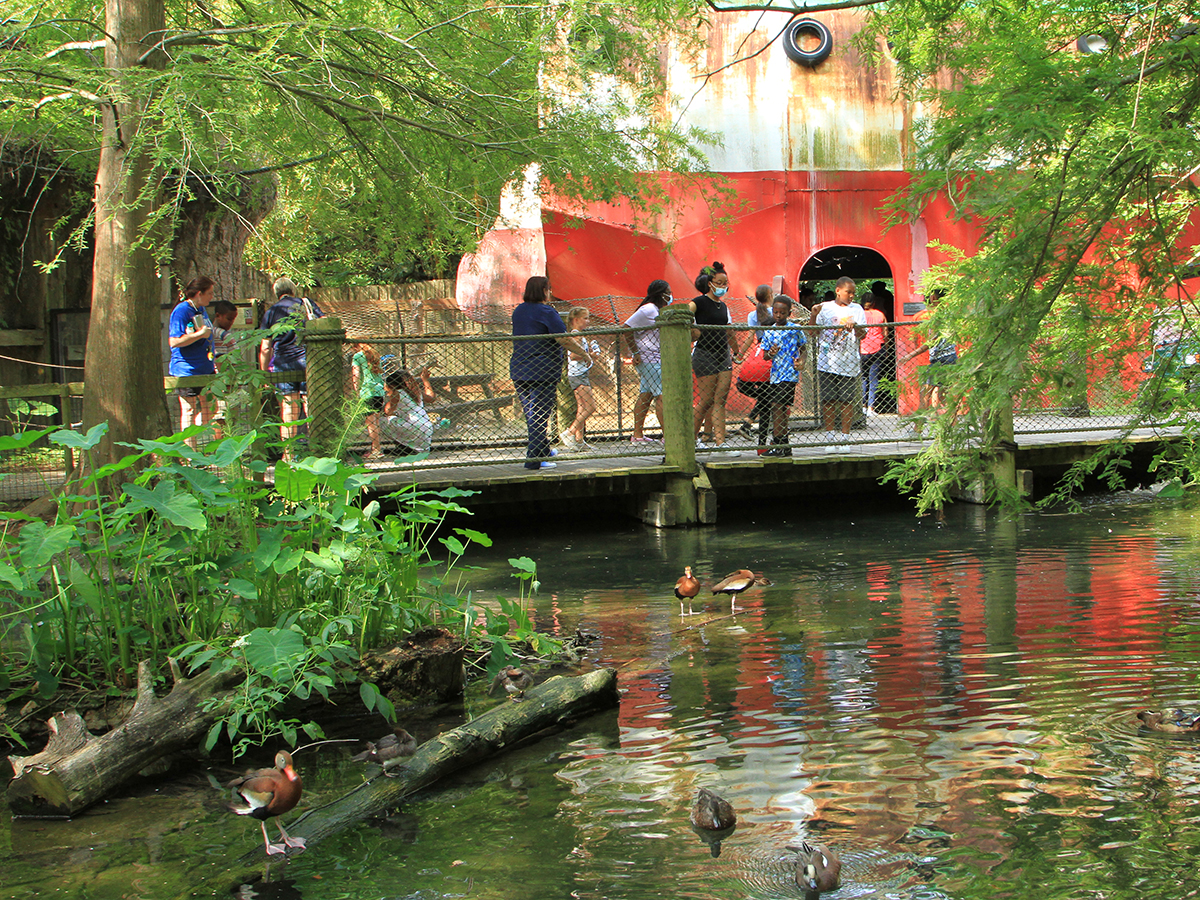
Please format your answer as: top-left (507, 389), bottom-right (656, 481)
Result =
top-left (1137, 708), bottom-right (1200, 733)
top-left (690, 788), bottom-right (840, 897)
top-left (674, 567), bottom-right (771, 616)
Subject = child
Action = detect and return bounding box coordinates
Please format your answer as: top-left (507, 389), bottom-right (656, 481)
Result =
top-left (350, 343), bottom-right (387, 458)
top-left (758, 295), bottom-right (806, 457)
top-left (382, 363), bottom-right (441, 456)
top-left (561, 307), bottom-right (601, 451)
top-left (209, 300), bottom-right (239, 439)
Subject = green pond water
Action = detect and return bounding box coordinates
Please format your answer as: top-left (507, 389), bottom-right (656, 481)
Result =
top-left (4, 492), bottom-right (1200, 899)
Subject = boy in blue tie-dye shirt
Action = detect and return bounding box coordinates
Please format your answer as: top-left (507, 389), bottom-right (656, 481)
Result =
top-left (758, 296), bottom-right (807, 456)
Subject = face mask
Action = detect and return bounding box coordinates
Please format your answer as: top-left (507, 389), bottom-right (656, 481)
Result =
top-left (714, 287), bottom-right (728, 297)
top-left (667, 295), bottom-right (673, 304)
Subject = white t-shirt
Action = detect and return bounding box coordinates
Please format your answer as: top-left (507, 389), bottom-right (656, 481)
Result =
top-left (814, 301), bottom-right (867, 376)
top-left (568, 337), bottom-right (600, 377)
top-left (383, 390), bottom-right (433, 452)
top-left (624, 304), bottom-right (662, 363)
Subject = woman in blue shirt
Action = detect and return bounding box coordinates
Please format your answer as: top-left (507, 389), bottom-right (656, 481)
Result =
top-left (511, 277), bottom-right (592, 470)
top-left (167, 275), bottom-right (216, 447)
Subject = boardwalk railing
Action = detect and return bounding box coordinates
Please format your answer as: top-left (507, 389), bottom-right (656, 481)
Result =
top-left (0, 309), bottom-right (1167, 501)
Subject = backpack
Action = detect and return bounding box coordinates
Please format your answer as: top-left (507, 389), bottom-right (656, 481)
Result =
top-left (738, 343), bottom-right (772, 383)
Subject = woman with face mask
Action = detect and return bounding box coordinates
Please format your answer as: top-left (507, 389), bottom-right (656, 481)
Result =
top-left (621, 279), bottom-right (673, 444)
top-left (687, 261), bottom-right (740, 453)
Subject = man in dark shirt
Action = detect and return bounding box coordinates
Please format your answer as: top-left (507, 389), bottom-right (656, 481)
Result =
top-left (259, 277), bottom-right (323, 447)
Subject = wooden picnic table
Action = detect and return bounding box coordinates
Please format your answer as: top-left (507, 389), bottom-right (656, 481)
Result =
top-left (429, 373), bottom-right (510, 423)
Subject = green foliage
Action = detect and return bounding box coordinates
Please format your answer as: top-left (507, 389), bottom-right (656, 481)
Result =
top-left (1, 0), bottom-right (714, 284)
top-left (862, 0), bottom-right (1200, 511)
top-left (0, 416), bottom-right (523, 756)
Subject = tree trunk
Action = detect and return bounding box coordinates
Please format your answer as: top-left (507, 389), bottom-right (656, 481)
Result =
top-left (81, 0), bottom-right (172, 466)
top-left (171, 173), bottom-right (278, 303)
top-left (5, 660), bottom-right (243, 818)
top-left (180, 668), bottom-right (619, 897)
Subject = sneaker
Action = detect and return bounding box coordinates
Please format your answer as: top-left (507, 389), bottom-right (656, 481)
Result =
top-left (717, 442), bottom-right (743, 458)
top-left (538, 461), bottom-right (557, 469)
top-left (736, 421), bottom-right (754, 437)
top-left (559, 431), bottom-right (579, 450)
top-left (524, 460), bottom-right (557, 469)
top-left (631, 436), bottom-right (655, 445)
top-left (577, 441), bottom-right (598, 451)
top-left (696, 440), bottom-right (710, 450)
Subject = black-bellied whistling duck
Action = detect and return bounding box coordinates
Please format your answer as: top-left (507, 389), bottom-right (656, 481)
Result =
top-left (490, 665), bottom-right (534, 701)
top-left (711, 569), bottom-right (771, 613)
top-left (791, 841), bottom-right (842, 899)
top-left (675, 566), bottom-right (701, 616)
top-left (227, 750), bottom-right (305, 856)
top-left (690, 788), bottom-right (737, 857)
top-left (1137, 709), bottom-right (1200, 733)
top-left (352, 726), bottom-right (417, 763)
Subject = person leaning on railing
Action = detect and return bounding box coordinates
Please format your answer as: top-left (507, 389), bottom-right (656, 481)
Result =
top-left (167, 275), bottom-right (217, 449)
top-left (510, 276), bottom-right (593, 471)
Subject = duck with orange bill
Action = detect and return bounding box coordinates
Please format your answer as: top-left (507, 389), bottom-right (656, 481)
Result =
top-left (675, 566), bottom-right (701, 617)
top-left (710, 569), bottom-right (771, 613)
top-left (227, 750), bottom-right (305, 856)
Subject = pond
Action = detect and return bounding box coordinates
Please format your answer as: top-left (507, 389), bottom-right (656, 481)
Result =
top-left (4, 491), bottom-right (1200, 899)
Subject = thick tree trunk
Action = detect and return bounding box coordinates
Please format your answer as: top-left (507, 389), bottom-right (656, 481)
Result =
top-left (5, 660), bottom-right (243, 818)
top-left (81, 0), bottom-right (172, 465)
top-left (180, 668), bottom-right (619, 897)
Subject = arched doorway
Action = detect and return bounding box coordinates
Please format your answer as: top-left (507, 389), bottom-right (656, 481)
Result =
top-left (799, 246), bottom-right (897, 414)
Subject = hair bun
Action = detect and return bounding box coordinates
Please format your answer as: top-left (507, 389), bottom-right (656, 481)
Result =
top-left (711, 261), bottom-right (727, 274)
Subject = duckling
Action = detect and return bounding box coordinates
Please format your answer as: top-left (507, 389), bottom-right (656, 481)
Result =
top-left (791, 840), bottom-right (841, 899)
top-left (490, 665), bottom-right (534, 701)
top-left (711, 569), bottom-right (771, 614)
top-left (675, 566), bottom-right (701, 617)
top-left (690, 787), bottom-right (736, 831)
top-left (1137, 709), bottom-right (1200, 733)
top-left (352, 726), bottom-right (417, 763)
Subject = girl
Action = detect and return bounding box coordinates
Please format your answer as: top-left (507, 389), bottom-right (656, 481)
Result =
top-left (561, 307), bottom-right (601, 450)
top-left (351, 343), bottom-right (387, 458)
top-left (382, 365), bottom-right (440, 455)
top-left (688, 261), bottom-right (740, 453)
top-left (621, 280), bottom-right (672, 443)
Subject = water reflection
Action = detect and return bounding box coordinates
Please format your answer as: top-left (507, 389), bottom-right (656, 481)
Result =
top-left (6, 495), bottom-right (1200, 898)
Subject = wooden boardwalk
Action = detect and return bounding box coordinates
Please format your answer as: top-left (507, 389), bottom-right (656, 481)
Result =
top-left (365, 413), bottom-right (1180, 520)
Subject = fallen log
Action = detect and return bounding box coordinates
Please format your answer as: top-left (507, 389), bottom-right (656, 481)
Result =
top-left (6, 659), bottom-right (243, 817)
top-left (181, 667), bottom-right (619, 897)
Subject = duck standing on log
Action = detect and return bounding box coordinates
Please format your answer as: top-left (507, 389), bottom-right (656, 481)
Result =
top-left (711, 569), bottom-right (771, 614)
top-left (227, 749), bottom-right (306, 856)
top-left (791, 840), bottom-right (841, 899)
top-left (491, 665), bottom-right (534, 701)
top-left (675, 566), bottom-right (701, 617)
top-left (352, 726), bottom-right (417, 763)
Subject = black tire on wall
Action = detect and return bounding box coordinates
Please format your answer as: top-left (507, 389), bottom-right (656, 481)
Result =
top-left (782, 18), bottom-right (833, 67)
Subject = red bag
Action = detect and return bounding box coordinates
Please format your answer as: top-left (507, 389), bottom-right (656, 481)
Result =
top-left (738, 344), bottom-right (771, 383)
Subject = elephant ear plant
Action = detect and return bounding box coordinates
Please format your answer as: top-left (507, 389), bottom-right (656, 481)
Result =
top-left (0, 421), bottom-right (551, 757)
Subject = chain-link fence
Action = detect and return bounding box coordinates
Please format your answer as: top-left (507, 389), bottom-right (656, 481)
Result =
top-left (0, 307), bottom-right (1181, 501)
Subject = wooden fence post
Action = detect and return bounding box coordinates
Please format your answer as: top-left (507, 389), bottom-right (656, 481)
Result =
top-left (303, 317), bottom-right (346, 457)
top-left (657, 304), bottom-right (699, 525)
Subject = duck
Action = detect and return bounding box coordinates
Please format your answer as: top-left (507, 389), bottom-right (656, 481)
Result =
top-left (490, 665), bottom-right (534, 701)
top-left (791, 840), bottom-right (841, 899)
top-left (352, 726), bottom-right (417, 763)
top-left (1137, 709), bottom-right (1200, 733)
top-left (711, 569), bottom-right (771, 614)
top-left (689, 788), bottom-right (737, 857)
top-left (675, 566), bottom-right (701, 617)
top-left (690, 788), bottom-right (736, 831)
top-left (227, 750), bottom-right (306, 856)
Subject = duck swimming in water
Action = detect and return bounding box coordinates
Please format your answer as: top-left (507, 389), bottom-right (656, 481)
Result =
top-left (1137, 709), bottom-right (1200, 733)
top-left (689, 788), bottom-right (737, 857)
top-left (791, 840), bottom-right (841, 899)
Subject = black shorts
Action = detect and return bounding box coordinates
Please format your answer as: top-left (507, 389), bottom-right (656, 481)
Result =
top-left (364, 395), bottom-right (385, 413)
top-left (818, 370), bottom-right (858, 404)
top-left (763, 381), bottom-right (797, 407)
top-left (176, 386), bottom-right (204, 398)
top-left (692, 346), bottom-right (733, 377)
top-left (736, 379), bottom-right (768, 399)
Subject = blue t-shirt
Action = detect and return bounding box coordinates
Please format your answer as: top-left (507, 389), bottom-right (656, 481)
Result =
top-left (262, 295), bottom-right (322, 369)
top-left (759, 323), bottom-right (807, 383)
top-left (510, 302), bottom-right (566, 382)
top-left (168, 300), bottom-right (214, 376)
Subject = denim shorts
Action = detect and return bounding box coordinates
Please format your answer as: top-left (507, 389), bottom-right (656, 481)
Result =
top-left (275, 381), bottom-right (306, 395)
top-left (636, 360), bottom-right (662, 396)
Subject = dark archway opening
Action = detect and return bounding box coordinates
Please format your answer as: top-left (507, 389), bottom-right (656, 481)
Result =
top-left (799, 246), bottom-right (897, 414)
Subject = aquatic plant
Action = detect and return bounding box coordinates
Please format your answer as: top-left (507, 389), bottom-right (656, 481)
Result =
top-left (0, 420), bottom-right (548, 755)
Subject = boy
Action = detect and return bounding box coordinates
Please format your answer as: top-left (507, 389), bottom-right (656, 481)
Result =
top-left (759, 295), bottom-right (806, 457)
